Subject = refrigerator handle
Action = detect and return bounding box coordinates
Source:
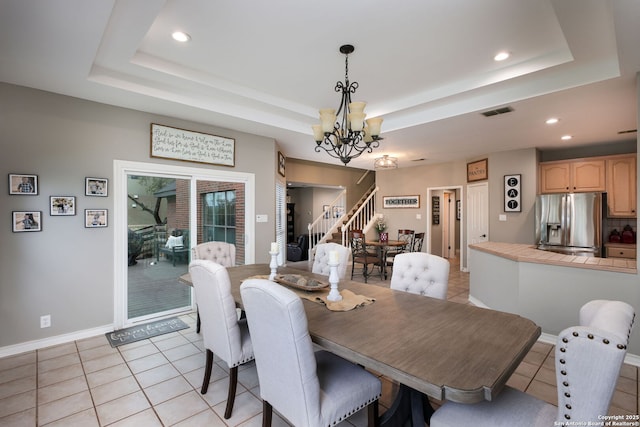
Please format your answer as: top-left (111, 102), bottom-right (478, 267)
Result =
top-left (565, 194), bottom-right (572, 245)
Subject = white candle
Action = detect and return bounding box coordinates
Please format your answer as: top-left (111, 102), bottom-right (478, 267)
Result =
top-left (329, 250), bottom-right (339, 264)
top-left (270, 242), bottom-right (279, 253)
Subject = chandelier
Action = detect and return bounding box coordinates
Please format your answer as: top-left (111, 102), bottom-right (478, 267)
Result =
top-left (312, 44), bottom-right (383, 165)
top-left (374, 155), bottom-right (398, 169)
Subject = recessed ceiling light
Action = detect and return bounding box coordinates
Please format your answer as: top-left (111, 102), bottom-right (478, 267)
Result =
top-left (172, 31), bottom-right (191, 42)
top-left (545, 118), bottom-right (559, 125)
top-left (561, 135), bottom-right (572, 141)
top-left (494, 51), bottom-right (510, 61)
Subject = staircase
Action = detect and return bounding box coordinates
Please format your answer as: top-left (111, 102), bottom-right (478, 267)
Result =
top-left (306, 185), bottom-right (379, 260)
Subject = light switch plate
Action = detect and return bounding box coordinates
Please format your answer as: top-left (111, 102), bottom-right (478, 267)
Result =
top-left (499, 214), bottom-right (507, 221)
top-left (256, 214), bottom-right (268, 222)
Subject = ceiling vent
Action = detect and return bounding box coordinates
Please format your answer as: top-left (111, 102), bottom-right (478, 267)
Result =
top-left (481, 106), bottom-right (514, 117)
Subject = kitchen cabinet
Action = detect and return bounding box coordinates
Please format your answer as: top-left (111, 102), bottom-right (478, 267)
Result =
top-left (605, 243), bottom-right (636, 259)
top-left (606, 155), bottom-right (637, 218)
top-left (539, 159), bottom-right (606, 193)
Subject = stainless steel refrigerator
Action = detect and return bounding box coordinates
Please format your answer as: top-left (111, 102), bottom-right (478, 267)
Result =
top-left (535, 192), bottom-right (604, 257)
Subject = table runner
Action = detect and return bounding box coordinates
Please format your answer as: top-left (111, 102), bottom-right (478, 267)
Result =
top-left (245, 275), bottom-right (375, 311)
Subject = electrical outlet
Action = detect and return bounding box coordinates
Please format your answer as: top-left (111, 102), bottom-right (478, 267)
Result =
top-left (40, 315), bottom-right (51, 328)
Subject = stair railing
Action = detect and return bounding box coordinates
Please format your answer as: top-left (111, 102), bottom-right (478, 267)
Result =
top-left (306, 189), bottom-right (347, 260)
top-left (340, 186), bottom-right (379, 246)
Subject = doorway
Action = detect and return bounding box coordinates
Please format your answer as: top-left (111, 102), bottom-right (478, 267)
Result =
top-left (426, 186), bottom-right (463, 269)
top-left (114, 160), bottom-right (255, 329)
top-left (466, 182), bottom-right (489, 272)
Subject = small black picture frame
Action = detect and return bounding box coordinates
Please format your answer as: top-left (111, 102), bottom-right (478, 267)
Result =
top-left (85, 209), bottom-right (108, 228)
top-left (50, 196), bottom-right (76, 216)
top-left (13, 211), bottom-right (42, 232)
top-left (9, 174), bottom-right (38, 195)
top-left (278, 151), bottom-right (286, 177)
top-left (85, 177), bottom-right (108, 197)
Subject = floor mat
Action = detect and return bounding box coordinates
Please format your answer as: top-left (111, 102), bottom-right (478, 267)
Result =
top-left (105, 317), bottom-right (189, 347)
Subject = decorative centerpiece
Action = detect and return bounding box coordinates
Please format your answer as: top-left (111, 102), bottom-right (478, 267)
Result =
top-left (326, 250), bottom-right (343, 301)
top-left (376, 215), bottom-right (388, 242)
top-left (269, 242), bottom-right (279, 281)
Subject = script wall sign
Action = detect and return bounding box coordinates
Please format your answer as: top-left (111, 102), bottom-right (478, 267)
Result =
top-left (150, 123), bottom-right (235, 167)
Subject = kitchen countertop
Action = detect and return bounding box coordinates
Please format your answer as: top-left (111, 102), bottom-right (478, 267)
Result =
top-left (469, 242), bottom-right (637, 274)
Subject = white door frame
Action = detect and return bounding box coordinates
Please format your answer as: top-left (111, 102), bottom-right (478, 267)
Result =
top-left (426, 185), bottom-right (464, 270)
top-left (113, 160), bottom-right (256, 329)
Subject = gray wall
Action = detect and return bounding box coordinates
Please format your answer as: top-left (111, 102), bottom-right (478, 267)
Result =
top-left (0, 83), bottom-right (278, 350)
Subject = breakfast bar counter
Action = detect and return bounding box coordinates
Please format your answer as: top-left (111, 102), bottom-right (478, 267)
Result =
top-left (467, 241), bottom-right (640, 357)
top-left (469, 241), bottom-right (636, 274)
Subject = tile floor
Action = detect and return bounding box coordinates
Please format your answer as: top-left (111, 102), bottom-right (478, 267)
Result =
top-left (0, 259), bottom-right (637, 426)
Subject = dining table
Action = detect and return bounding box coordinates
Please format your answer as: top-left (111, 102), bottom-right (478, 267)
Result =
top-left (181, 263), bottom-right (541, 426)
top-left (366, 239), bottom-right (407, 278)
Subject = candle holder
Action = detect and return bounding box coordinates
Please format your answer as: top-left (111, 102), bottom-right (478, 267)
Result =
top-left (269, 251), bottom-right (278, 281)
top-left (326, 260), bottom-right (342, 301)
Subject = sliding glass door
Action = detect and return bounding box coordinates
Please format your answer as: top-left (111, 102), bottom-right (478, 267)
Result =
top-left (114, 161), bottom-right (255, 328)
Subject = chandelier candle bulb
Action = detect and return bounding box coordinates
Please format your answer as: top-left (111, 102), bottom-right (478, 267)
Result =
top-left (270, 242), bottom-right (279, 254)
top-left (348, 112), bottom-right (366, 131)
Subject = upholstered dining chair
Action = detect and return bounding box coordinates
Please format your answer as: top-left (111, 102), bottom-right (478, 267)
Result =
top-left (191, 241), bottom-right (237, 332)
top-left (188, 260), bottom-right (254, 419)
top-left (240, 279), bottom-right (382, 427)
top-left (430, 299), bottom-right (635, 427)
top-left (312, 242), bottom-right (350, 280)
top-left (350, 230), bottom-right (383, 283)
top-left (389, 252), bottom-right (450, 299)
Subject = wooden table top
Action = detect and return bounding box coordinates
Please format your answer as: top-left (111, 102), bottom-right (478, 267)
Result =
top-left (367, 239), bottom-right (406, 247)
top-left (182, 264), bottom-right (541, 404)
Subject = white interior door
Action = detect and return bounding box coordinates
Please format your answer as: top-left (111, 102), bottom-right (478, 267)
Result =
top-left (442, 192), bottom-right (451, 258)
top-left (466, 182), bottom-right (489, 269)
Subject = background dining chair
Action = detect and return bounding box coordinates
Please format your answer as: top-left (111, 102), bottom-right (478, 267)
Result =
top-left (430, 299), bottom-right (635, 427)
top-left (312, 242), bottom-right (350, 279)
top-left (191, 241), bottom-right (237, 333)
top-left (240, 279), bottom-right (381, 427)
top-left (385, 229), bottom-right (415, 277)
top-left (411, 232), bottom-right (425, 252)
top-left (350, 230), bottom-right (383, 283)
top-left (188, 260), bottom-right (254, 419)
top-left (389, 252), bottom-right (450, 299)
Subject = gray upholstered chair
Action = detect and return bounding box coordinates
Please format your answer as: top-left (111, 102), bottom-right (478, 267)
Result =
top-left (389, 252), bottom-right (450, 299)
top-left (191, 242), bottom-right (236, 332)
top-left (240, 279), bottom-right (382, 427)
top-left (430, 299), bottom-right (635, 427)
top-left (188, 260), bottom-right (254, 419)
top-left (312, 242), bottom-right (350, 280)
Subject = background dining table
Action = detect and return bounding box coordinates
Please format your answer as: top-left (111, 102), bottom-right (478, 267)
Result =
top-left (181, 263), bottom-right (541, 426)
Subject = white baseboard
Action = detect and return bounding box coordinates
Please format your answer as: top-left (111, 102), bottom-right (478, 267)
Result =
top-left (0, 324), bottom-right (114, 358)
top-left (467, 296), bottom-right (640, 367)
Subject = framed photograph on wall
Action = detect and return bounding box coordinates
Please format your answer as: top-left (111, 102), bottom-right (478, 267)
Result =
top-left (12, 211), bottom-right (42, 232)
top-left (85, 209), bottom-right (108, 228)
top-left (278, 151), bottom-right (286, 177)
top-left (85, 177), bottom-right (108, 197)
top-left (9, 174), bottom-right (38, 195)
top-left (50, 196), bottom-right (76, 216)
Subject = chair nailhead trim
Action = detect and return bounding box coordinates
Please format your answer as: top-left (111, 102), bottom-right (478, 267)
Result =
top-left (603, 338), bottom-right (610, 344)
top-left (587, 334), bottom-right (594, 339)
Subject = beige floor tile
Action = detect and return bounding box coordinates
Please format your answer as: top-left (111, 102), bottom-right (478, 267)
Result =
top-left (78, 344), bottom-right (119, 362)
top-left (173, 408), bottom-right (227, 426)
top-left (85, 363), bottom-right (131, 389)
top-left (42, 407), bottom-right (99, 427)
top-left (37, 353), bottom-right (81, 373)
top-left (154, 390), bottom-right (210, 426)
top-left (171, 352), bottom-right (207, 374)
top-left (212, 390), bottom-right (263, 426)
top-left (162, 342), bottom-right (202, 362)
top-left (37, 390), bottom-right (93, 426)
top-left (107, 408), bottom-right (163, 427)
top-left (0, 407), bottom-right (35, 427)
top-left (119, 342), bottom-right (159, 362)
top-left (611, 389), bottom-right (637, 413)
top-left (37, 342), bottom-right (77, 361)
top-left (0, 364), bottom-right (35, 387)
top-left (76, 335), bottom-right (110, 352)
top-left (95, 390), bottom-right (151, 426)
top-left (143, 375), bottom-right (193, 405)
top-left (532, 366), bottom-right (555, 386)
top-left (37, 376), bottom-right (88, 405)
top-left (90, 376), bottom-right (140, 406)
top-left (0, 390), bottom-right (35, 419)
top-left (37, 364), bottom-right (84, 388)
top-left (505, 372), bottom-right (531, 391)
top-left (126, 352), bottom-right (169, 374)
top-left (134, 363), bottom-right (181, 389)
top-left (0, 376), bottom-right (36, 400)
top-left (525, 380), bottom-right (557, 406)
top-left (0, 352), bottom-right (36, 373)
top-left (81, 352), bottom-right (126, 374)
top-left (200, 376), bottom-right (247, 407)
top-left (151, 334), bottom-right (190, 351)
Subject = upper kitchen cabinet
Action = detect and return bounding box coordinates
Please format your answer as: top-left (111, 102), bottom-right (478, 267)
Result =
top-left (606, 154), bottom-right (637, 218)
top-left (539, 159), bottom-right (606, 193)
